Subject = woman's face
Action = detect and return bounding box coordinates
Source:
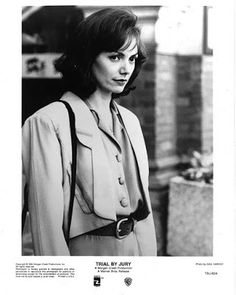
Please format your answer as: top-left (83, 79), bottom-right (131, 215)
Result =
top-left (92, 37), bottom-right (138, 96)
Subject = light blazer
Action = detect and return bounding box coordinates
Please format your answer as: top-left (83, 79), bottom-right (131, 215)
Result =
top-left (22, 92), bottom-right (157, 256)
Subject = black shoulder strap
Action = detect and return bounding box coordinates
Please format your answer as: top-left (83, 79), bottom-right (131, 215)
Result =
top-left (22, 100), bottom-right (77, 245)
top-left (59, 100), bottom-right (77, 243)
top-left (22, 185), bottom-right (29, 234)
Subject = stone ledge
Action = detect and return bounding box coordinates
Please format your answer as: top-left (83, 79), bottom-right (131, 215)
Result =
top-left (167, 176), bottom-right (213, 256)
top-left (171, 176), bottom-right (212, 189)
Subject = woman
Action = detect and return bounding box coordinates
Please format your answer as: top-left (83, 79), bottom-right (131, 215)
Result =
top-left (22, 8), bottom-right (157, 256)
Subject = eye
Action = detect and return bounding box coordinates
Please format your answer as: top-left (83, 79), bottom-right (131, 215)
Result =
top-left (109, 54), bottom-right (120, 61)
top-left (129, 55), bottom-right (138, 63)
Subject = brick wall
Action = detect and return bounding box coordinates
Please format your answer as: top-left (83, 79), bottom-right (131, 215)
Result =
top-left (176, 55), bottom-right (213, 155)
top-left (176, 55), bottom-right (202, 155)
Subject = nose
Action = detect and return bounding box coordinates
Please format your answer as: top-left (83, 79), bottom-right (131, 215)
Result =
top-left (119, 60), bottom-right (132, 76)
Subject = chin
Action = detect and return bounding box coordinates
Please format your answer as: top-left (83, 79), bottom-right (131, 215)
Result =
top-left (112, 86), bottom-right (126, 94)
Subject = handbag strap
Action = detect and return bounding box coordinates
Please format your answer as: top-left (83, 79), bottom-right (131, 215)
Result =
top-left (59, 100), bottom-right (77, 243)
top-left (22, 100), bottom-right (77, 245)
top-left (22, 185), bottom-right (29, 234)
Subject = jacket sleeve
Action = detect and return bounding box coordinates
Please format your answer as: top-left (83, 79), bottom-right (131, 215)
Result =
top-left (22, 113), bottom-right (70, 256)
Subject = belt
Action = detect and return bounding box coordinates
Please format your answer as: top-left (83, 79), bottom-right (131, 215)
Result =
top-left (86, 200), bottom-right (150, 239)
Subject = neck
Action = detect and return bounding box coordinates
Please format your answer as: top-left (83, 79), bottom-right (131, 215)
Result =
top-left (86, 90), bottom-right (114, 132)
top-left (86, 90), bottom-right (112, 113)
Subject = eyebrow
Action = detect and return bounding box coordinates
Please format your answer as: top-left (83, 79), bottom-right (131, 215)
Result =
top-left (115, 51), bottom-right (138, 56)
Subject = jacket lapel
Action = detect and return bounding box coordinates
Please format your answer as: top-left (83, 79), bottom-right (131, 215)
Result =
top-left (61, 92), bottom-right (116, 221)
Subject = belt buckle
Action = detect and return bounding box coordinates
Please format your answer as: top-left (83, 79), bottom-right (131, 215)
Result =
top-left (115, 218), bottom-right (133, 239)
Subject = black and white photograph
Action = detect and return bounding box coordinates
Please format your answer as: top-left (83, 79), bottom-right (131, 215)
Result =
top-left (0, 0), bottom-right (236, 294)
top-left (22, 5), bottom-right (213, 257)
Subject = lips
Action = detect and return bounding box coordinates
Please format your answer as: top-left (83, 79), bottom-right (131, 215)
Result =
top-left (113, 79), bottom-right (127, 85)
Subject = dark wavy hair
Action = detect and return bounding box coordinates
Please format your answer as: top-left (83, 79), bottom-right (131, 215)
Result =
top-left (54, 8), bottom-right (147, 99)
